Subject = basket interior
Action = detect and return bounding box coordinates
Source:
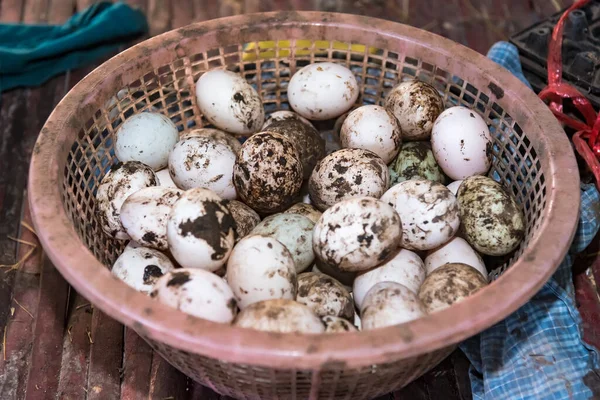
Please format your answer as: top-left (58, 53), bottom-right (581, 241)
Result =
top-left (61, 39), bottom-right (546, 281)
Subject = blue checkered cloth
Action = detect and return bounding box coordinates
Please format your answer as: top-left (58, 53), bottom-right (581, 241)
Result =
top-left (459, 41), bottom-right (600, 399)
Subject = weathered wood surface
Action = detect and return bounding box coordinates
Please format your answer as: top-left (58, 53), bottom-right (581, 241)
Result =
top-left (0, 1), bottom-right (583, 399)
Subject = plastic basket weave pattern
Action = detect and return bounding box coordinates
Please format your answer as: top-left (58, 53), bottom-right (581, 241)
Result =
top-left (29, 12), bottom-right (580, 399)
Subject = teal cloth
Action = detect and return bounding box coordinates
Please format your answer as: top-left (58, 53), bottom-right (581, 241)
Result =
top-left (0, 2), bottom-right (147, 92)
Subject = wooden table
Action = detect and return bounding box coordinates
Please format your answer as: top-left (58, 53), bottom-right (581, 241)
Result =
top-left (3, 1), bottom-right (598, 399)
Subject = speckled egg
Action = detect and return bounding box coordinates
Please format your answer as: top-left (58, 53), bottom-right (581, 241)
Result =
top-left (313, 197), bottom-right (402, 272)
top-left (156, 168), bottom-right (178, 188)
top-left (340, 105), bottom-right (402, 164)
top-left (381, 179), bottom-right (459, 251)
top-left (431, 106), bottom-right (493, 180)
top-left (296, 272), bottom-right (354, 320)
top-left (151, 269), bottom-right (237, 323)
top-left (227, 200), bottom-right (261, 242)
top-left (384, 80), bottom-right (444, 141)
top-left (96, 161), bottom-right (158, 239)
top-left (312, 259), bottom-right (356, 289)
top-left (418, 263), bottom-right (488, 314)
top-left (262, 110), bottom-right (314, 129)
top-left (168, 136), bottom-right (237, 199)
top-left (120, 186), bottom-right (183, 250)
top-left (389, 141), bottom-right (447, 186)
top-left (283, 202), bottom-right (322, 224)
top-left (353, 249), bottom-right (425, 310)
top-left (457, 175), bottom-right (525, 256)
top-left (251, 214), bottom-right (315, 273)
top-left (322, 316), bottom-right (358, 333)
top-left (227, 235), bottom-right (297, 309)
top-left (260, 118), bottom-right (326, 179)
top-left (308, 148), bottom-right (389, 211)
top-left (288, 62), bottom-right (359, 120)
top-left (233, 299), bottom-right (324, 333)
top-left (181, 127), bottom-right (242, 154)
top-left (111, 247), bottom-right (174, 293)
top-left (361, 282), bottom-right (427, 330)
top-left (233, 132), bottom-right (303, 214)
top-left (195, 69), bottom-right (264, 135)
top-left (425, 236), bottom-right (487, 280)
top-left (166, 188), bottom-right (236, 271)
top-left (114, 112), bottom-right (179, 170)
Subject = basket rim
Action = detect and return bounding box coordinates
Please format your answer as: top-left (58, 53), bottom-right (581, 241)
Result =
top-left (29, 11), bottom-right (580, 369)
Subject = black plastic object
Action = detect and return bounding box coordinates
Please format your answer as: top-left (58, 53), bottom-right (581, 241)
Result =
top-left (510, 2), bottom-right (600, 109)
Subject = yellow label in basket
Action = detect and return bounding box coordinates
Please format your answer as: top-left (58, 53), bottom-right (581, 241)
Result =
top-left (242, 40), bottom-right (378, 61)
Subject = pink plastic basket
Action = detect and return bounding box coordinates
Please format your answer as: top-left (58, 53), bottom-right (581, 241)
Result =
top-left (29, 12), bottom-right (580, 399)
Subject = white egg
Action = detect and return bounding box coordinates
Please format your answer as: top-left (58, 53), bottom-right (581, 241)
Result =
top-left (446, 180), bottom-right (463, 196)
top-left (233, 299), bottom-right (324, 333)
top-left (227, 200), bottom-right (261, 242)
top-left (296, 272), bottom-right (354, 320)
top-left (167, 136), bottom-right (237, 199)
top-left (114, 112), bottom-right (179, 170)
top-left (313, 197), bottom-right (402, 272)
top-left (166, 188), bottom-right (236, 271)
top-left (120, 186), bottom-right (183, 250)
top-left (96, 161), bottom-right (158, 239)
top-left (384, 80), bottom-right (444, 141)
top-left (340, 105), bottom-right (402, 164)
top-left (151, 269), bottom-right (237, 323)
top-left (425, 236), bottom-right (487, 280)
top-left (381, 179), bottom-right (459, 251)
top-left (111, 247), bottom-right (174, 293)
top-left (353, 249), bottom-right (425, 310)
top-left (181, 128), bottom-right (242, 155)
top-left (195, 69), bottom-right (264, 135)
top-left (308, 148), bottom-right (389, 211)
top-left (227, 235), bottom-right (297, 309)
top-left (322, 316), bottom-right (358, 333)
top-left (251, 214), bottom-right (315, 273)
top-left (283, 202), bottom-right (322, 224)
top-left (354, 309), bottom-right (362, 330)
top-left (431, 106), bottom-right (492, 180)
top-left (288, 62), bottom-right (358, 120)
top-left (361, 282), bottom-right (427, 330)
top-left (156, 168), bottom-right (178, 188)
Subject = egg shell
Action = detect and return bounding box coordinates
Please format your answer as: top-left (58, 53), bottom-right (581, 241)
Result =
top-left (340, 105), bottom-right (402, 164)
top-left (457, 175), bottom-right (525, 256)
top-left (261, 118), bottom-right (326, 179)
top-left (312, 259), bottom-right (355, 289)
top-left (156, 168), bottom-right (178, 188)
top-left (168, 136), bottom-right (237, 199)
top-left (114, 112), bottom-right (179, 170)
top-left (233, 132), bottom-right (303, 214)
top-left (308, 148), bottom-right (389, 212)
top-left (96, 161), bottom-right (158, 239)
top-left (262, 110), bottom-right (314, 130)
top-left (288, 62), bottom-right (359, 120)
top-left (389, 141), bottom-right (447, 186)
top-left (296, 272), bottom-right (354, 320)
top-left (354, 310), bottom-right (362, 330)
top-left (166, 188), bottom-right (236, 271)
top-left (431, 106), bottom-right (493, 180)
top-left (352, 249), bottom-right (425, 310)
top-left (283, 202), bottom-right (322, 224)
top-left (425, 236), bottom-right (488, 280)
top-left (418, 263), bottom-right (488, 314)
top-left (181, 127), bottom-right (242, 154)
top-left (446, 180), bottom-right (463, 196)
top-left (384, 80), bottom-right (444, 141)
top-left (251, 214), bottom-right (315, 273)
top-left (227, 235), bottom-right (297, 309)
top-left (227, 200), bottom-right (261, 242)
top-left (120, 186), bottom-right (183, 250)
top-left (313, 197), bottom-right (402, 272)
top-left (233, 299), bottom-right (324, 333)
top-left (195, 69), bottom-right (264, 135)
top-left (150, 269), bottom-right (237, 323)
top-left (361, 282), bottom-right (427, 330)
top-left (111, 247), bottom-right (174, 293)
top-left (381, 179), bottom-right (459, 251)
top-left (322, 316), bottom-right (358, 333)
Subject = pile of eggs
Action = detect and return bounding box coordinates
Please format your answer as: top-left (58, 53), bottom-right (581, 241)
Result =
top-left (97, 61), bottom-right (525, 334)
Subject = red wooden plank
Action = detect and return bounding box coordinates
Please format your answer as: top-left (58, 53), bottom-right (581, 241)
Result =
top-left (126, 0), bottom-right (148, 13)
top-left (148, 352), bottom-right (189, 399)
top-left (22, 0), bottom-right (48, 22)
top-left (574, 271), bottom-right (600, 352)
top-left (171, 0), bottom-right (193, 28)
top-left (0, 0), bottom-right (24, 21)
top-left (148, 0), bottom-right (171, 36)
top-left (86, 310), bottom-right (124, 400)
top-left (47, 0), bottom-right (75, 23)
top-left (218, 0), bottom-right (243, 18)
top-left (77, 0), bottom-right (100, 13)
top-left (120, 328), bottom-right (153, 400)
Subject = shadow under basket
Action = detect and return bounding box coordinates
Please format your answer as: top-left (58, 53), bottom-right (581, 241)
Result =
top-left (29, 11), bottom-right (580, 400)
